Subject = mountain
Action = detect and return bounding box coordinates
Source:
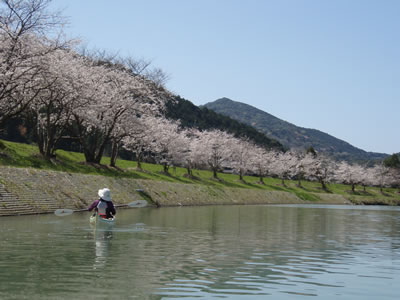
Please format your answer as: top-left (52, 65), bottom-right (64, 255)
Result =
top-left (165, 96), bottom-right (284, 151)
top-left (203, 98), bottom-right (387, 162)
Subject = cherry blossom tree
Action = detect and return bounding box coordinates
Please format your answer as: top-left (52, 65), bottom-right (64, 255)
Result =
top-left (358, 165), bottom-right (376, 192)
top-left (69, 59), bottom-right (169, 164)
top-left (101, 56), bottom-right (173, 167)
top-left (122, 116), bottom-right (180, 171)
top-left (194, 129), bottom-right (235, 179)
top-left (28, 49), bottom-right (84, 158)
top-left (0, 0), bottom-right (66, 128)
top-left (167, 127), bottom-right (202, 178)
top-left (67, 60), bottom-right (111, 163)
top-left (302, 153), bottom-right (335, 191)
top-left (122, 56), bottom-right (170, 88)
top-left (334, 161), bottom-right (366, 192)
top-left (121, 116), bottom-right (151, 170)
top-left (149, 117), bottom-right (182, 173)
top-left (230, 137), bottom-right (254, 181)
top-left (289, 151), bottom-right (307, 187)
top-left (391, 168), bottom-right (400, 192)
top-left (270, 151), bottom-right (299, 186)
top-left (372, 163), bottom-right (391, 193)
top-left (249, 146), bottom-right (275, 184)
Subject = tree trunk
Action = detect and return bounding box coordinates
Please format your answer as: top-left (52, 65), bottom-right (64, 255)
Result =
top-left (110, 140), bottom-right (119, 167)
top-left (351, 183), bottom-right (355, 192)
top-left (75, 120), bottom-right (99, 163)
top-left (94, 141), bottom-right (107, 164)
top-left (186, 166), bottom-right (192, 177)
top-left (73, 114), bottom-right (115, 164)
top-left (36, 113), bottom-right (44, 156)
top-left (44, 139), bottom-right (53, 158)
top-left (135, 150), bottom-right (143, 170)
top-left (83, 150), bottom-right (96, 163)
top-left (213, 168), bottom-right (218, 179)
top-left (163, 162), bottom-right (169, 173)
top-left (259, 176), bottom-right (264, 184)
top-left (320, 180), bottom-right (327, 191)
top-left (137, 160), bottom-right (142, 170)
top-left (186, 160), bottom-right (193, 177)
top-left (38, 134), bottom-right (44, 156)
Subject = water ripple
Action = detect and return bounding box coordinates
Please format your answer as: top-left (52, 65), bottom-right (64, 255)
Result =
top-left (2, 205), bottom-right (400, 299)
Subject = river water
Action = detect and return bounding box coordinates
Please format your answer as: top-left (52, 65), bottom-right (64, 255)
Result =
top-left (1, 204), bottom-right (400, 299)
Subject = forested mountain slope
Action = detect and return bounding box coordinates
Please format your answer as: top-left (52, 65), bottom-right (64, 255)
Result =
top-left (203, 97), bottom-right (387, 162)
top-left (165, 96), bottom-right (284, 151)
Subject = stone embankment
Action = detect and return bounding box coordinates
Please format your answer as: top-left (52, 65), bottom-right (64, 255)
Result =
top-left (0, 166), bottom-right (351, 217)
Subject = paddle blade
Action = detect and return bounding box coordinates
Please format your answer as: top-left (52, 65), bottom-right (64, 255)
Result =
top-left (127, 200), bottom-right (148, 208)
top-left (54, 208), bottom-right (73, 216)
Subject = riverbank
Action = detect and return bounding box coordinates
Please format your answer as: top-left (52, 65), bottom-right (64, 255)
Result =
top-left (1, 139), bottom-right (400, 216)
top-left (0, 165), bottom-right (388, 217)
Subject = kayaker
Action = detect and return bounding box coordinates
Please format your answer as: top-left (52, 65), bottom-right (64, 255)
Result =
top-left (88, 188), bottom-right (116, 219)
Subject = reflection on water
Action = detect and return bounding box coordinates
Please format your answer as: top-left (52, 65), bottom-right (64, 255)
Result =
top-left (1, 204), bottom-right (400, 299)
top-left (92, 228), bottom-right (113, 270)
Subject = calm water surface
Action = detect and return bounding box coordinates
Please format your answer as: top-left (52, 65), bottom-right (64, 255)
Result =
top-left (1, 204), bottom-right (400, 299)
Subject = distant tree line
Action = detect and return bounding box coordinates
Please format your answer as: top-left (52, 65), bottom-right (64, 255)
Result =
top-left (384, 154), bottom-right (400, 169)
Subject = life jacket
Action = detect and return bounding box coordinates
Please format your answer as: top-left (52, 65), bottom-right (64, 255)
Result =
top-left (96, 200), bottom-right (108, 218)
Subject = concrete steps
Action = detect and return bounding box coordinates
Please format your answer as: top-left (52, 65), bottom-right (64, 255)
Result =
top-left (0, 183), bottom-right (37, 216)
top-left (0, 166), bottom-right (143, 216)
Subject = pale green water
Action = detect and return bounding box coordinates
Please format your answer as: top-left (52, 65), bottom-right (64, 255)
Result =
top-left (1, 204), bottom-right (400, 299)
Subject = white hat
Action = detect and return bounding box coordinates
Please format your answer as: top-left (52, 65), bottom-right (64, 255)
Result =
top-left (98, 188), bottom-right (111, 201)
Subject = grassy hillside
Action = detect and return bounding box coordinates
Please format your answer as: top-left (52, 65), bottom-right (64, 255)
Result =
top-left (1, 139), bottom-right (399, 206)
top-left (204, 98), bottom-right (388, 163)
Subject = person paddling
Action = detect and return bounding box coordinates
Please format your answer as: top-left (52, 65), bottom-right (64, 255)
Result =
top-left (88, 188), bottom-right (116, 219)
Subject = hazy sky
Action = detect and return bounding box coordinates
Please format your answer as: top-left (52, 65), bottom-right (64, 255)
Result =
top-left (52, 0), bottom-right (399, 154)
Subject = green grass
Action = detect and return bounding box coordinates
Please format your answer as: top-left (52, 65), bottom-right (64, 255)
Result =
top-left (1, 139), bottom-right (399, 205)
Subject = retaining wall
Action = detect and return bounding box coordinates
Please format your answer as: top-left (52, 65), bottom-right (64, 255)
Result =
top-left (0, 166), bottom-right (351, 216)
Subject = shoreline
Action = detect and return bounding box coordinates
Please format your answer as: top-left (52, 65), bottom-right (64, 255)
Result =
top-left (1, 166), bottom-right (397, 217)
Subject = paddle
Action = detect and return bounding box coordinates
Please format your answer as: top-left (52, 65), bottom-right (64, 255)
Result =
top-left (54, 200), bottom-right (148, 216)
top-left (54, 208), bottom-right (74, 216)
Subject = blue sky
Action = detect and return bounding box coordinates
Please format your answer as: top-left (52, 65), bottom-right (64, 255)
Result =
top-left (52, 0), bottom-right (399, 154)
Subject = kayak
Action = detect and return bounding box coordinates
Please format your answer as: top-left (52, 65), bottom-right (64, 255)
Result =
top-left (90, 214), bottom-right (115, 225)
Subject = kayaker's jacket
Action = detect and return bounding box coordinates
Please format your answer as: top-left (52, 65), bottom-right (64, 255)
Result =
top-left (88, 199), bottom-right (116, 219)
top-left (97, 199), bottom-right (116, 218)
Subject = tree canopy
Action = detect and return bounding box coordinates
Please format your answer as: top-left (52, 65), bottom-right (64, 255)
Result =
top-left (384, 153), bottom-right (400, 169)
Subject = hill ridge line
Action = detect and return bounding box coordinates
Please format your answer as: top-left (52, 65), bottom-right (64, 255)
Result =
top-left (203, 97), bottom-right (387, 162)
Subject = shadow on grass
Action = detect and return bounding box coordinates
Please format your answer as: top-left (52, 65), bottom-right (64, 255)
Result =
top-left (0, 154), bottom-right (18, 166)
top-left (158, 172), bottom-right (196, 184)
top-left (345, 190), bottom-right (371, 196)
top-left (149, 171), bottom-right (185, 182)
top-left (357, 190), bottom-right (374, 196)
top-left (380, 191), bottom-right (393, 198)
top-left (266, 184), bottom-right (290, 192)
top-left (244, 182), bottom-right (267, 190)
top-left (215, 178), bottom-right (249, 189)
top-left (18, 153), bottom-right (150, 180)
top-left (314, 186), bottom-right (333, 194)
top-left (293, 184), bottom-right (314, 193)
top-left (191, 177), bottom-right (247, 189)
